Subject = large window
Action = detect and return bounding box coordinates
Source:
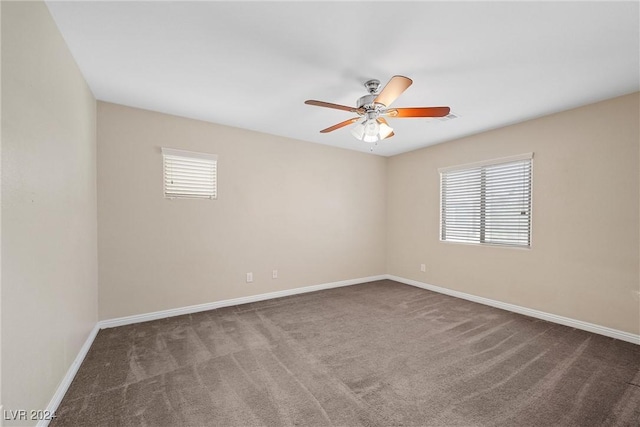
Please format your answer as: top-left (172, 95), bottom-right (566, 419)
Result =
top-left (162, 148), bottom-right (217, 199)
top-left (440, 153), bottom-right (533, 248)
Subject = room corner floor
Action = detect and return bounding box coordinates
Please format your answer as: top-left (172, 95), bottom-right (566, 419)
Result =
top-left (51, 280), bottom-right (640, 426)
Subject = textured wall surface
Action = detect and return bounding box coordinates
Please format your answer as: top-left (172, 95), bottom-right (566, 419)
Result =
top-left (387, 93), bottom-right (640, 334)
top-left (97, 102), bottom-right (387, 320)
top-left (2, 2), bottom-right (97, 423)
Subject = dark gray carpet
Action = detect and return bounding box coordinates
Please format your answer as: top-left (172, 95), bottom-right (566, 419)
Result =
top-left (52, 280), bottom-right (640, 426)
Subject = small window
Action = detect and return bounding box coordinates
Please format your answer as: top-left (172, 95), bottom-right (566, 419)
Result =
top-left (162, 148), bottom-right (217, 199)
top-left (440, 153), bottom-right (533, 248)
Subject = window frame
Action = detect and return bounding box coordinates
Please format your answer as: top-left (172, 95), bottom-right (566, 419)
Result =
top-left (438, 153), bottom-right (533, 249)
top-left (162, 147), bottom-right (218, 200)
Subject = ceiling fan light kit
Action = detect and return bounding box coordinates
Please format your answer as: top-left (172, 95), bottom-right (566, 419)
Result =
top-left (351, 119), bottom-right (381, 143)
top-left (351, 115), bottom-right (394, 144)
top-left (305, 75), bottom-right (450, 151)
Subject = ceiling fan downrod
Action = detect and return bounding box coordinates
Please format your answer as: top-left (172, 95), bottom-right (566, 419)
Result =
top-left (356, 79), bottom-right (382, 111)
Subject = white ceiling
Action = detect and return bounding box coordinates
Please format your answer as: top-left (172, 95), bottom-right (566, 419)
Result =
top-left (46, 1), bottom-right (639, 157)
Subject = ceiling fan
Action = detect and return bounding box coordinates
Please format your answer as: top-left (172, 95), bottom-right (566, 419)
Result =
top-left (305, 75), bottom-right (450, 146)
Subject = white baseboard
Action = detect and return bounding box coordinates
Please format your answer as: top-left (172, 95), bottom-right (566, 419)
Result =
top-left (386, 274), bottom-right (640, 345)
top-left (37, 324), bottom-right (100, 427)
top-left (98, 275), bottom-right (387, 329)
top-left (38, 272), bottom-right (638, 426)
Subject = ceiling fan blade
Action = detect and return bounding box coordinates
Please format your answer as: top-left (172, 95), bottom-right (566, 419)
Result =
top-left (374, 75), bottom-right (413, 107)
top-left (386, 107), bottom-right (450, 118)
top-left (305, 100), bottom-right (357, 113)
top-left (320, 117), bottom-right (360, 133)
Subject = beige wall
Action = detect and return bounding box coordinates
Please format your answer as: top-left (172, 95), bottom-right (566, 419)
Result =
top-left (97, 102), bottom-right (387, 320)
top-left (0, 0), bottom-right (3, 413)
top-left (387, 93), bottom-right (640, 335)
top-left (1, 1), bottom-right (98, 423)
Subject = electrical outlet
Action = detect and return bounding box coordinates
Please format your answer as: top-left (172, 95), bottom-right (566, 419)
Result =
top-left (246, 272), bottom-right (253, 283)
top-left (420, 264), bottom-right (426, 272)
top-left (272, 269), bottom-right (278, 279)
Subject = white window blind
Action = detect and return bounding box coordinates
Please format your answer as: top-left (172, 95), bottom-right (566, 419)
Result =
top-left (440, 153), bottom-right (533, 248)
top-left (162, 148), bottom-right (217, 199)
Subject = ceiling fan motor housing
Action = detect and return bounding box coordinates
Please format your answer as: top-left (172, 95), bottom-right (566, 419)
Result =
top-left (357, 79), bottom-right (385, 112)
top-left (356, 94), bottom-right (376, 109)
